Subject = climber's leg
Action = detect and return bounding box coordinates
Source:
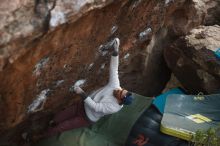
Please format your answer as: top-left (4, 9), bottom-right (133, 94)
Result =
top-left (52, 100), bottom-right (81, 124)
top-left (44, 100), bottom-right (91, 137)
top-left (45, 115), bottom-right (90, 137)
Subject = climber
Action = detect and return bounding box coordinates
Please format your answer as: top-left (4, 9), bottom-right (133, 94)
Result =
top-left (44, 38), bottom-right (134, 137)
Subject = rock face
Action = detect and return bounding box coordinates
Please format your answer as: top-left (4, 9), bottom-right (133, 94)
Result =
top-left (0, 0), bottom-right (219, 145)
top-left (164, 25), bottom-right (220, 94)
top-left (204, 0), bottom-right (220, 25)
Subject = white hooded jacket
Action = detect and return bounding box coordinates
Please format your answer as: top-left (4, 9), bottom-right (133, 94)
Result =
top-left (84, 55), bottom-right (123, 122)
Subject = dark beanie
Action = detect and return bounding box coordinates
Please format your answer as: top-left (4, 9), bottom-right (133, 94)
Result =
top-left (123, 92), bottom-right (134, 105)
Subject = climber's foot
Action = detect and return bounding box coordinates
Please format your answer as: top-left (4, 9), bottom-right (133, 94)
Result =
top-left (49, 120), bottom-right (57, 127)
top-left (112, 38), bottom-right (120, 56)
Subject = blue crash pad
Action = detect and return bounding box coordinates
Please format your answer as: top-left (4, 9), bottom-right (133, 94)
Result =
top-left (153, 88), bottom-right (185, 114)
top-left (215, 48), bottom-right (220, 59)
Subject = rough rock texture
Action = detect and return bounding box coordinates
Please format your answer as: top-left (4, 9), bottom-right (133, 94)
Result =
top-left (0, 0), bottom-right (115, 70)
top-left (162, 74), bottom-right (184, 93)
top-left (0, 0), bottom-right (219, 145)
top-left (164, 25), bottom-right (220, 94)
top-left (204, 0), bottom-right (220, 25)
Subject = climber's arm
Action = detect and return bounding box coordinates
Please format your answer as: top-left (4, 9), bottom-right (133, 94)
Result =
top-left (84, 97), bottom-right (119, 114)
top-left (74, 86), bottom-right (88, 100)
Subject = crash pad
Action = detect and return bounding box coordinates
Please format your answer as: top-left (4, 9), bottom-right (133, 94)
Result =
top-left (125, 105), bottom-right (188, 146)
top-left (214, 48), bottom-right (220, 59)
top-left (33, 93), bottom-right (152, 146)
top-left (153, 88), bottom-right (185, 114)
top-left (160, 93), bottom-right (220, 141)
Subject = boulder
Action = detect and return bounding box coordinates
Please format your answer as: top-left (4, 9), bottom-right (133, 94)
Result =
top-left (0, 0), bottom-right (218, 145)
top-left (164, 25), bottom-right (220, 94)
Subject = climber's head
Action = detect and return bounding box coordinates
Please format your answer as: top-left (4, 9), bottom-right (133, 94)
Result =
top-left (113, 89), bottom-right (134, 105)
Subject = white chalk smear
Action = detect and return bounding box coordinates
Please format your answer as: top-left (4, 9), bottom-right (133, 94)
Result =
top-left (101, 63), bottom-right (105, 69)
top-left (98, 45), bottom-right (108, 56)
top-left (88, 63), bottom-right (94, 70)
top-left (50, 10), bottom-right (66, 28)
top-left (124, 53), bottom-right (130, 59)
top-left (165, 0), bottom-right (174, 6)
top-left (72, 0), bottom-right (87, 12)
top-left (132, 0), bottom-right (142, 9)
top-left (33, 57), bottom-right (49, 76)
top-left (139, 27), bottom-right (152, 41)
top-left (27, 89), bottom-right (50, 113)
top-left (56, 80), bottom-right (64, 87)
top-left (111, 25), bottom-right (118, 34)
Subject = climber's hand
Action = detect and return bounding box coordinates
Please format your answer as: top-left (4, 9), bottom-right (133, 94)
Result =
top-left (74, 86), bottom-right (87, 99)
top-left (112, 38), bottom-right (120, 56)
top-left (74, 86), bottom-right (84, 94)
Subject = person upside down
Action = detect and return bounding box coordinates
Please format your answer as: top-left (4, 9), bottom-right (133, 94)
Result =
top-left (44, 38), bottom-right (134, 137)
